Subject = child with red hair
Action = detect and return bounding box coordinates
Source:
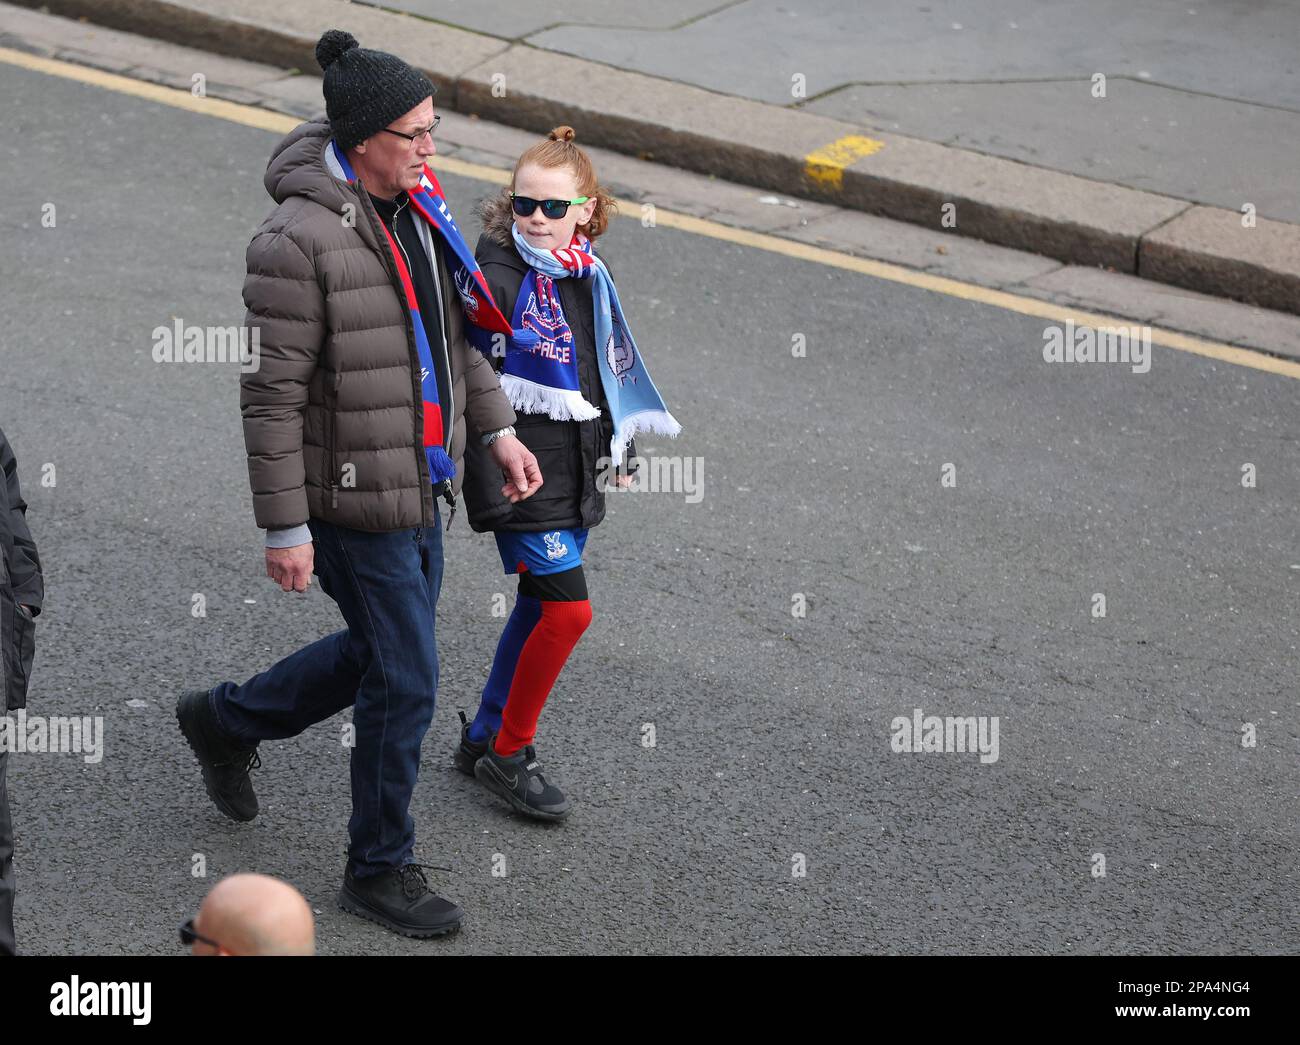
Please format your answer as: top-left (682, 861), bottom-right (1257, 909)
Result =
top-left (455, 126), bottom-right (680, 820)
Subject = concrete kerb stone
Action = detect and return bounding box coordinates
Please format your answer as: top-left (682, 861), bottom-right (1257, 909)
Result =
top-left (1141, 206), bottom-right (1300, 315)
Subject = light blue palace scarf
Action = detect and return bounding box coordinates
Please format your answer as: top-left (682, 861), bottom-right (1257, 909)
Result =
top-left (504, 225), bottom-right (681, 468)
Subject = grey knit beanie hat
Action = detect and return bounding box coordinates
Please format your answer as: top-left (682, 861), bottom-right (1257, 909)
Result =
top-left (315, 29), bottom-right (436, 151)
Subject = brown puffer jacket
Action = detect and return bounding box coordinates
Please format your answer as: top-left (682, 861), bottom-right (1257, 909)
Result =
top-left (240, 118), bottom-right (516, 534)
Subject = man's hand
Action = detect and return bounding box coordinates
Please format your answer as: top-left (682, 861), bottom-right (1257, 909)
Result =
top-left (266, 542), bottom-right (314, 592)
top-left (490, 435), bottom-right (543, 502)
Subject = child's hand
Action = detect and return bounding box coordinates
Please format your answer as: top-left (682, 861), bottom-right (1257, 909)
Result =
top-left (614, 473), bottom-right (635, 489)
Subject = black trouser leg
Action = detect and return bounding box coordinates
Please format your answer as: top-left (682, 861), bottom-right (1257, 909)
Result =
top-left (0, 749), bottom-right (16, 956)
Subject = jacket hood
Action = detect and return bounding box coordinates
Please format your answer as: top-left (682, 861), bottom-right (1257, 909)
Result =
top-left (263, 116), bottom-right (357, 216)
top-left (477, 188), bottom-right (517, 251)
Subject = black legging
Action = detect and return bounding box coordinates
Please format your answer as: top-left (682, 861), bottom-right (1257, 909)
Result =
top-left (517, 563), bottom-right (588, 602)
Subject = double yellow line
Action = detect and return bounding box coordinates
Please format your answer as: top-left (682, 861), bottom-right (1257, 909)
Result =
top-left (4, 44), bottom-right (1296, 382)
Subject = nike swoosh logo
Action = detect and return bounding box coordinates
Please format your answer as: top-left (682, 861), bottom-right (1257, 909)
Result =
top-left (497, 769), bottom-right (518, 789)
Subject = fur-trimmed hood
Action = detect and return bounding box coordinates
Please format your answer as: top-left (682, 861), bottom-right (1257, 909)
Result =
top-left (477, 188), bottom-right (516, 249)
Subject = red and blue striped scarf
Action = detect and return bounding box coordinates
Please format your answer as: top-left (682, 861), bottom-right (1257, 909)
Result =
top-left (326, 139), bottom-right (515, 485)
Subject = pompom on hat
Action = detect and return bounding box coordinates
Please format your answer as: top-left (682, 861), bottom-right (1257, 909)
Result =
top-left (315, 29), bottom-right (436, 151)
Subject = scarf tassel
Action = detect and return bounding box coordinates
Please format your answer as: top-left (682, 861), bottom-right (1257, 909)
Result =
top-left (500, 374), bottom-right (602, 422)
top-left (612, 409), bottom-right (683, 467)
top-left (426, 445), bottom-right (458, 485)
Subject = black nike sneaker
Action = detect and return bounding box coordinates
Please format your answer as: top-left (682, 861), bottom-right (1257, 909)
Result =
top-left (473, 735), bottom-right (571, 821)
top-left (453, 710), bottom-right (489, 776)
top-left (338, 862), bottom-right (464, 938)
top-left (176, 688), bottom-right (261, 822)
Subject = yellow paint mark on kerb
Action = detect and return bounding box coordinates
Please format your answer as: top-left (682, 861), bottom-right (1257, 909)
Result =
top-left (804, 134), bottom-right (884, 189)
top-left (3, 45), bottom-right (1297, 382)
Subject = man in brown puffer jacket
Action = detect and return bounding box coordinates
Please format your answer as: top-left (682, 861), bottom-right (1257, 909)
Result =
top-left (176, 29), bottom-right (540, 941)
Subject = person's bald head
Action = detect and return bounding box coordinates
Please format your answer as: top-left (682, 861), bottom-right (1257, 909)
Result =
top-left (192, 874), bottom-right (315, 956)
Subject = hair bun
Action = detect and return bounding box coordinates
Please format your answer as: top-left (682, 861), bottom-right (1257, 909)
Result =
top-left (315, 29), bottom-right (359, 71)
top-left (548, 125), bottom-right (577, 143)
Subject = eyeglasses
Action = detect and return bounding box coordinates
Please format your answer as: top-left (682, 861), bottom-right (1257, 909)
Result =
top-left (382, 116), bottom-right (440, 144)
top-left (510, 193), bottom-right (590, 220)
top-left (179, 916), bottom-right (221, 950)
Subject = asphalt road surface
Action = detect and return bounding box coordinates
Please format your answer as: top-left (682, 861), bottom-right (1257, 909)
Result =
top-left (0, 57), bottom-right (1296, 955)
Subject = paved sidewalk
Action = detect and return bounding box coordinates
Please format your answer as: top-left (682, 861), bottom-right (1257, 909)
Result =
top-left (377, 0), bottom-right (1300, 224)
top-left (4, 0), bottom-right (1298, 315)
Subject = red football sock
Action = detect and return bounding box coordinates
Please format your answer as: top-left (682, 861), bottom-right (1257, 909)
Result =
top-left (494, 599), bottom-right (592, 756)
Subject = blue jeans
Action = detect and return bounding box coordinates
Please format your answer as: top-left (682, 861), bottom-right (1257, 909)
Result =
top-left (210, 511), bottom-right (443, 877)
